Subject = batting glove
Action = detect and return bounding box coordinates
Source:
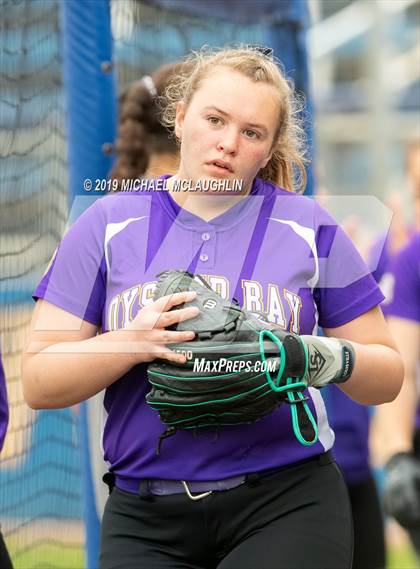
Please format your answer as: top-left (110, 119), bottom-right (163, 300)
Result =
top-left (300, 335), bottom-right (355, 388)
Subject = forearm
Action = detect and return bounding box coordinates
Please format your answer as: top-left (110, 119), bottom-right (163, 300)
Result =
top-left (22, 331), bottom-right (142, 409)
top-left (338, 342), bottom-right (403, 405)
top-left (23, 292), bottom-right (198, 410)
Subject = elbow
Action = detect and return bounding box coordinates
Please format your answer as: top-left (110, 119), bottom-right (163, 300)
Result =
top-left (23, 385), bottom-right (58, 410)
top-left (21, 359), bottom-right (51, 410)
top-left (22, 378), bottom-right (61, 410)
top-left (380, 352), bottom-right (405, 404)
top-left (25, 397), bottom-right (45, 411)
top-left (22, 371), bottom-right (70, 410)
top-left (22, 377), bottom-right (45, 410)
top-left (21, 366), bottom-right (37, 409)
top-left (380, 386), bottom-right (402, 405)
top-left (22, 390), bottom-right (41, 410)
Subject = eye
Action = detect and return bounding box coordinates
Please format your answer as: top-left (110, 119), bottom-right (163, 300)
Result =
top-left (207, 115), bottom-right (223, 126)
top-left (243, 129), bottom-right (260, 139)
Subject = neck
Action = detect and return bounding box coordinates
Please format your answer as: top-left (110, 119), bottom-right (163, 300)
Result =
top-left (147, 152), bottom-right (179, 177)
top-left (166, 174), bottom-right (252, 222)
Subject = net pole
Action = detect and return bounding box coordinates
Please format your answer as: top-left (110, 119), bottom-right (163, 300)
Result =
top-left (60, 2), bottom-right (117, 568)
top-left (61, 0), bottom-right (117, 199)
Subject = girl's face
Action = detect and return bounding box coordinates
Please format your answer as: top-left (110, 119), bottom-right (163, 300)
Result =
top-left (175, 67), bottom-right (280, 194)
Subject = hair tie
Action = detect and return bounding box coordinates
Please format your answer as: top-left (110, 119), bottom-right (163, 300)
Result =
top-left (253, 45), bottom-right (274, 59)
top-left (141, 75), bottom-right (158, 98)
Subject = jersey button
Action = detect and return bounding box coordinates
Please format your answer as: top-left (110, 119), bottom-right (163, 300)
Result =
top-left (201, 232), bottom-right (211, 241)
top-left (199, 253), bottom-right (209, 262)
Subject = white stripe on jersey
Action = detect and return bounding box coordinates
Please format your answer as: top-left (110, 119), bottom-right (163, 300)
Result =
top-left (104, 216), bottom-right (148, 275)
top-left (269, 218), bottom-right (334, 449)
top-left (269, 218), bottom-right (319, 288)
top-left (309, 387), bottom-right (335, 451)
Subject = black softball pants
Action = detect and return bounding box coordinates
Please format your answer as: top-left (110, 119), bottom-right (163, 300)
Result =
top-left (99, 453), bottom-right (353, 569)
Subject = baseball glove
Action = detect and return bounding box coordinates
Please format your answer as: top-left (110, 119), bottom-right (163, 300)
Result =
top-left (146, 270), bottom-right (319, 453)
top-left (384, 452), bottom-right (420, 529)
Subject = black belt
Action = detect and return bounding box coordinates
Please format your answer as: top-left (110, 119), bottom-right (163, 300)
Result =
top-left (104, 451), bottom-right (335, 501)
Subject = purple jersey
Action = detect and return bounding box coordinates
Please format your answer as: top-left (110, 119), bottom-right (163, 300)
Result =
top-left (383, 233), bottom-right (420, 428)
top-left (34, 176), bottom-right (383, 488)
top-left (370, 233), bottom-right (391, 285)
top-left (382, 233), bottom-right (420, 322)
top-left (0, 353), bottom-right (9, 452)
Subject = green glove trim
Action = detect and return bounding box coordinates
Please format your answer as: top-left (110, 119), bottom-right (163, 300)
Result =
top-left (259, 330), bottom-right (318, 446)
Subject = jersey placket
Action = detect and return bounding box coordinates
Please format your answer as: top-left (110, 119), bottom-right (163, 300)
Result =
top-left (194, 227), bottom-right (217, 270)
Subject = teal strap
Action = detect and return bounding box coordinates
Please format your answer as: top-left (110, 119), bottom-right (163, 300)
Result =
top-left (259, 330), bottom-right (318, 446)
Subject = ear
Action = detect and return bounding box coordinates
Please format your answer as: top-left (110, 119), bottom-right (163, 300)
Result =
top-left (262, 149), bottom-right (274, 169)
top-left (262, 138), bottom-right (279, 168)
top-left (174, 101), bottom-right (185, 141)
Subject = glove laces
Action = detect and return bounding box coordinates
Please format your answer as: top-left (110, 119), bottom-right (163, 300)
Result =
top-left (259, 330), bottom-right (319, 446)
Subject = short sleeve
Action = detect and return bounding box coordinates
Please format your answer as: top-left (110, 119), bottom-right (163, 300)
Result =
top-left (313, 201), bottom-right (384, 329)
top-left (382, 234), bottom-right (420, 323)
top-left (33, 199), bottom-right (107, 325)
top-left (368, 233), bottom-right (390, 284)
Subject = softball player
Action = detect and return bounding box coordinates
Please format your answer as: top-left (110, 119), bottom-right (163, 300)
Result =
top-left (0, 353), bottom-right (13, 569)
top-left (22, 46), bottom-right (403, 569)
top-left (375, 231), bottom-right (420, 554)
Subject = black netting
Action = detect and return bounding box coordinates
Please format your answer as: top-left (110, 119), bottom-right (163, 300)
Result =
top-left (0, 1), bottom-right (83, 567)
top-left (111, 0), bottom-right (265, 90)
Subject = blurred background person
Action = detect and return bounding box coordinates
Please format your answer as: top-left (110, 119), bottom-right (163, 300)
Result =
top-left (109, 62), bottom-right (187, 184)
top-left (370, 139), bottom-right (420, 557)
top-left (321, 138), bottom-right (420, 569)
top-left (374, 230), bottom-right (420, 556)
top-left (370, 140), bottom-right (420, 286)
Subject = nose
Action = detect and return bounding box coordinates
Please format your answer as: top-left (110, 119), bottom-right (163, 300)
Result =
top-left (216, 127), bottom-right (239, 155)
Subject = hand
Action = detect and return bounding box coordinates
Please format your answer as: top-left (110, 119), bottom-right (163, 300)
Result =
top-left (300, 335), bottom-right (355, 388)
top-left (384, 452), bottom-right (420, 528)
top-left (125, 291), bottom-right (199, 365)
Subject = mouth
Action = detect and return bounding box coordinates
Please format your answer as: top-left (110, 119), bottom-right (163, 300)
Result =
top-left (206, 160), bottom-right (234, 174)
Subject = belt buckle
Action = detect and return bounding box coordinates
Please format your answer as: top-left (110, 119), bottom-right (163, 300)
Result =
top-left (181, 480), bottom-right (212, 501)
